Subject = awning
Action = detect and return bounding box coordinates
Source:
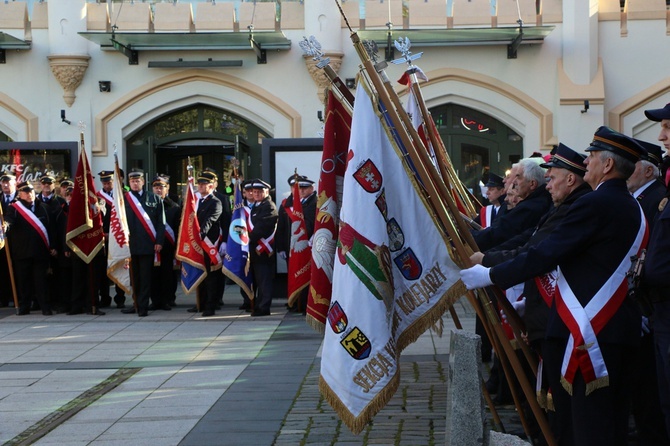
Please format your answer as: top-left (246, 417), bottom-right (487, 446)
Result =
top-left (0, 32), bottom-right (31, 64)
top-left (78, 31), bottom-right (292, 65)
top-left (358, 26), bottom-right (555, 59)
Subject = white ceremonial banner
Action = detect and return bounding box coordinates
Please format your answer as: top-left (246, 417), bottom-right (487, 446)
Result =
top-left (319, 83), bottom-right (465, 433)
top-left (107, 167), bottom-right (132, 294)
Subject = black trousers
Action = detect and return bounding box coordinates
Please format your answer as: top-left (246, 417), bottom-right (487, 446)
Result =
top-left (71, 255), bottom-right (103, 312)
top-left (0, 248), bottom-right (12, 306)
top-left (252, 261), bottom-right (274, 313)
top-left (14, 257), bottom-right (50, 312)
top-left (131, 254), bottom-right (154, 311)
top-left (197, 256), bottom-right (219, 312)
top-left (543, 338), bottom-right (634, 446)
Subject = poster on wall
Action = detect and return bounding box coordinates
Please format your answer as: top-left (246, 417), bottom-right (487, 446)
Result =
top-left (262, 138), bottom-right (324, 275)
top-left (0, 142), bottom-right (78, 188)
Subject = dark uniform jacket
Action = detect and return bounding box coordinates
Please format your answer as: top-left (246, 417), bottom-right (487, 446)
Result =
top-left (484, 183), bottom-right (592, 342)
top-left (37, 193), bottom-right (67, 253)
top-left (250, 196), bottom-right (278, 264)
top-left (473, 184), bottom-right (552, 252)
top-left (642, 194), bottom-right (670, 290)
top-left (491, 178), bottom-right (644, 345)
top-left (1, 192), bottom-right (16, 214)
top-left (162, 196), bottom-right (181, 255)
top-left (125, 190), bottom-right (165, 256)
top-left (5, 199), bottom-right (56, 260)
top-left (197, 193), bottom-right (222, 245)
top-left (213, 190), bottom-right (232, 242)
top-left (635, 179), bottom-right (666, 232)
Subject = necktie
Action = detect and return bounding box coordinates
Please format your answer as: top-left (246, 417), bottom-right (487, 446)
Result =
top-left (4, 195), bottom-right (9, 204)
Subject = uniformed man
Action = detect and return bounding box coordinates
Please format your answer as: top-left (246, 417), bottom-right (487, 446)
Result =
top-left (4, 181), bottom-right (57, 315)
top-left (461, 127), bottom-right (647, 445)
top-left (626, 139), bottom-right (670, 446)
top-left (122, 169), bottom-right (165, 317)
top-left (0, 172), bottom-right (17, 307)
top-left (476, 172), bottom-right (506, 229)
top-left (150, 174), bottom-right (179, 309)
top-left (248, 179), bottom-right (278, 317)
top-left (277, 174), bottom-right (316, 314)
top-left (96, 170), bottom-right (115, 308)
top-left (204, 168), bottom-right (232, 309)
top-left (36, 174), bottom-right (67, 311)
top-left (58, 179), bottom-right (73, 198)
top-left (194, 171), bottom-right (223, 317)
top-left (641, 103), bottom-right (670, 438)
top-left (238, 179), bottom-right (255, 312)
top-left (473, 158), bottom-right (552, 251)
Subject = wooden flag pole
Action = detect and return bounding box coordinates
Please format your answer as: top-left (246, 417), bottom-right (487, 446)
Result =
top-left (346, 27), bottom-right (555, 446)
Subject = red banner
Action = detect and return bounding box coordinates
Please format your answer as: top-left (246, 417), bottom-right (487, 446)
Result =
top-left (175, 177), bottom-right (207, 293)
top-left (287, 177), bottom-right (311, 306)
top-left (306, 91), bottom-right (352, 332)
top-left (65, 135), bottom-right (104, 263)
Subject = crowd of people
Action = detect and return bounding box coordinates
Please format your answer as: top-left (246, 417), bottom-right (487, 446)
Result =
top-left (461, 105), bottom-right (670, 445)
top-left (0, 165), bottom-right (316, 320)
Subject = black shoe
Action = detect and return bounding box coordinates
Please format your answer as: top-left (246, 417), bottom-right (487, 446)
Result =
top-left (187, 306), bottom-right (199, 313)
top-left (148, 304), bottom-right (157, 311)
top-left (201, 310), bottom-right (215, 317)
top-left (138, 310), bottom-right (148, 317)
top-left (17, 309), bottom-right (30, 316)
top-left (87, 310), bottom-right (105, 316)
top-left (116, 303), bottom-right (126, 309)
top-left (121, 307), bottom-right (136, 314)
top-left (99, 298), bottom-right (112, 308)
top-left (42, 310), bottom-right (53, 316)
top-left (159, 304), bottom-right (172, 311)
top-left (251, 310), bottom-right (270, 317)
top-left (67, 309), bottom-right (83, 315)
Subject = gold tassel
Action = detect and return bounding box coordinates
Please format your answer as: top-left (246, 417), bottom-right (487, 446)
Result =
top-left (560, 376), bottom-right (573, 396)
top-left (585, 375), bottom-right (609, 396)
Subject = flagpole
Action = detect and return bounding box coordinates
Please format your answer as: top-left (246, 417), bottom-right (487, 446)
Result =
top-left (187, 158), bottom-right (201, 313)
top-left (343, 23), bottom-right (555, 446)
top-left (0, 207), bottom-right (19, 313)
top-left (300, 36), bottom-right (355, 108)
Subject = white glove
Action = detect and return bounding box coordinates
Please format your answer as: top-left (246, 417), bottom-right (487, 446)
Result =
top-left (279, 251), bottom-right (287, 260)
top-left (218, 242), bottom-right (227, 257)
top-left (459, 264), bottom-right (493, 290)
top-left (511, 297), bottom-right (526, 318)
top-left (642, 315), bottom-right (651, 336)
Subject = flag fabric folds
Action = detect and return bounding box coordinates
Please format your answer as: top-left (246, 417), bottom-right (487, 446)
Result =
top-left (106, 161), bottom-right (132, 294)
top-left (66, 139), bottom-right (104, 263)
top-left (222, 180), bottom-right (253, 300)
top-left (176, 177), bottom-right (207, 293)
top-left (306, 90), bottom-right (352, 332)
top-left (286, 176), bottom-right (312, 306)
top-left (319, 83), bottom-right (465, 434)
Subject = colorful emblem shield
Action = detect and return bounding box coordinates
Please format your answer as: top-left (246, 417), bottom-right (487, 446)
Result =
top-left (340, 326), bottom-right (372, 360)
top-left (353, 158), bottom-right (383, 193)
top-left (393, 247), bottom-right (422, 280)
top-left (327, 301), bottom-right (348, 334)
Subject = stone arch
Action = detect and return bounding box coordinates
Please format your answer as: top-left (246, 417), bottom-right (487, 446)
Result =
top-left (608, 77), bottom-right (670, 141)
top-left (93, 69), bottom-right (302, 156)
top-left (0, 92), bottom-right (39, 141)
top-left (400, 68), bottom-right (557, 151)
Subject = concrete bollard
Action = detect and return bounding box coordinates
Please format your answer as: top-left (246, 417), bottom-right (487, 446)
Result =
top-left (445, 329), bottom-right (486, 446)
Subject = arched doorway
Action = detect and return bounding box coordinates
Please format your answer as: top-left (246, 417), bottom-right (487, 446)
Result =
top-left (125, 103), bottom-right (268, 200)
top-left (429, 103), bottom-right (523, 196)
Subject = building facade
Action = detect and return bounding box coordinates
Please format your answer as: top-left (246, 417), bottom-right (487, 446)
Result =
top-left (0, 0), bottom-right (669, 195)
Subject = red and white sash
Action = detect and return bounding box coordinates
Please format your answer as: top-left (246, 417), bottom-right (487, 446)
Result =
top-left (555, 206), bottom-right (647, 395)
top-left (11, 202), bottom-right (50, 249)
top-left (97, 190), bottom-right (113, 207)
top-left (480, 205), bottom-right (493, 229)
top-left (126, 192), bottom-right (160, 265)
top-left (247, 203), bottom-right (276, 256)
top-left (165, 222), bottom-right (176, 246)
